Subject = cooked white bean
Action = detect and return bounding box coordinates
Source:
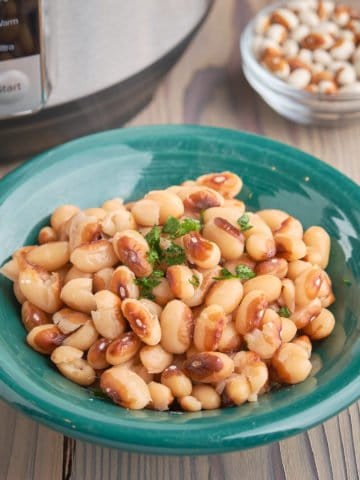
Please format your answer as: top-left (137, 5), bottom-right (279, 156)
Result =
top-left (205, 279), bottom-right (243, 314)
top-left (160, 300), bottom-right (193, 354)
top-left (100, 366), bottom-right (151, 410)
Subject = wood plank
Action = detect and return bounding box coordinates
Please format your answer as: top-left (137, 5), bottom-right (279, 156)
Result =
top-left (0, 401), bottom-right (62, 480)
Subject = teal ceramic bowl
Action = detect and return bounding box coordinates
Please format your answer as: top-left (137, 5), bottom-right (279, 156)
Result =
top-left (0, 126), bottom-right (359, 454)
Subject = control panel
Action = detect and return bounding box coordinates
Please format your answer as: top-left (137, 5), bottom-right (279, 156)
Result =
top-left (0, 0), bottom-right (47, 118)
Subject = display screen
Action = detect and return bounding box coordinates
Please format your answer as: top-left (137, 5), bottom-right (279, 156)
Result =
top-left (0, 0), bottom-right (40, 61)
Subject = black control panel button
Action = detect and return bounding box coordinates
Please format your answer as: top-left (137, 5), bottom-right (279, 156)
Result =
top-left (0, 0), bottom-right (40, 62)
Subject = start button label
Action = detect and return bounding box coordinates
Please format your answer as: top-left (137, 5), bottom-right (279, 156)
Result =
top-left (0, 69), bottom-right (28, 103)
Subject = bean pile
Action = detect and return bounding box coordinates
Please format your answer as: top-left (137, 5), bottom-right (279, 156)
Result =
top-left (0, 172), bottom-right (336, 411)
top-left (253, 1), bottom-right (360, 94)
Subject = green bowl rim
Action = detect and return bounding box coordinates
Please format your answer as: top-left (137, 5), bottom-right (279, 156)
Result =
top-left (0, 125), bottom-right (359, 454)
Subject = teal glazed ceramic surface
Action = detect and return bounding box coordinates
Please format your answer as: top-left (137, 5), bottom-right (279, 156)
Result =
top-left (0, 126), bottom-right (359, 455)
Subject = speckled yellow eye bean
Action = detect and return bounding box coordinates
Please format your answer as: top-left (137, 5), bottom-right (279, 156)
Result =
top-left (87, 337), bottom-right (111, 370)
top-left (70, 240), bottom-right (118, 273)
top-left (303, 308), bottom-right (335, 340)
top-left (160, 300), bottom-right (193, 354)
top-left (60, 278), bottom-right (96, 313)
top-left (183, 352), bottom-right (234, 383)
top-left (246, 233), bottom-right (276, 262)
top-left (105, 331), bottom-right (142, 366)
top-left (182, 232), bottom-right (221, 269)
top-left (21, 301), bottom-right (51, 332)
top-left (303, 226), bottom-right (331, 268)
top-left (51, 346), bottom-right (96, 386)
top-left (62, 319), bottom-right (99, 351)
top-left (145, 190), bottom-right (184, 223)
top-left (275, 234), bottom-right (307, 261)
top-left (161, 365), bottom-right (193, 397)
top-left (51, 205), bottom-right (80, 232)
top-left (131, 199), bottom-right (160, 226)
top-left (191, 384), bottom-right (221, 410)
top-left (27, 324), bottom-right (65, 355)
top-left (148, 382), bottom-right (174, 411)
top-left (271, 343), bottom-right (312, 385)
top-left (243, 274), bottom-right (282, 303)
top-left (38, 226), bottom-right (58, 245)
top-left (225, 374), bottom-right (251, 406)
top-left (91, 290), bottom-right (126, 339)
top-left (193, 304), bottom-right (227, 352)
top-left (100, 366), bottom-right (151, 410)
top-left (121, 298), bottom-right (161, 345)
top-left (235, 290), bottom-right (268, 335)
top-left (166, 265), bottom-right (196, 300)
top-left (203, 217), bottom-right (245, 260)
top-left (195, 171), bottom-right (243, 198)
top-left (139, 344), bottom-right (173, 374)
top-left (205, 279), bottom-right (243, 314)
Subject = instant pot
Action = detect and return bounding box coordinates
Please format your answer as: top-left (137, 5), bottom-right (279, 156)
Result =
top-left (0, 0), bottom-right (212, 161)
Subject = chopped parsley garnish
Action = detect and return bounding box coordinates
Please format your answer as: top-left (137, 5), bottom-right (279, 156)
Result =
top-left (189, 274), bottom-right (200, 287)
top-left (162, 216), bottom-right (179, 236)
top-left (343, 278), bottom-right (352, 286)
top-left (134, 270), bottom-right (164, 299)
top-left (145, 226), bottom-right (162, 265)
top-left (213, 268), bottom-right (234, 280)
top-left (162, 216), bottom-right (201, 239)
top-left (213, 265), bottom-right (256, 281)
top-left (237, 213), bottom-right (253, 232)
top-left (163, 243), bottom-right (186, 266)
top-left (278, 306), bottom-right (291, 318)
top-left (235, 265), bottom-right (256, 279)
top-left (144, 224), bottom-right (187, 268)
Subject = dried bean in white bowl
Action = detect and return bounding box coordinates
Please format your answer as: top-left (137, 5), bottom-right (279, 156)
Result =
top-left (340, 81), bottom-right (360, 93)
top-left (299, 9), bottom-right (320, 27)
top-left (336, 64), bottom-right (356, 85)
top-left (266, 24), bottom-right (288, 44)
top-left (287, 68), bottom-right (312, 88)
top-left (292, 24), bottom-right (310, 42)
top-left (283, 38), bottom-right (299, 57)
top-left (313, 49), bottom-right (332, 66)
top-left (331, 39), bottom-right (355, 61)
top-left (298, 48), bottom-right (313, 64)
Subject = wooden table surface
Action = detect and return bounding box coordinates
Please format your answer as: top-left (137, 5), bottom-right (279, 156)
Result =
top-left (1, 1), bottom-right (359, 479)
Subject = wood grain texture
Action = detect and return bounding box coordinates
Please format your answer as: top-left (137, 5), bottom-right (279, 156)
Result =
top-left (0, 1), bottom-right (359, 479)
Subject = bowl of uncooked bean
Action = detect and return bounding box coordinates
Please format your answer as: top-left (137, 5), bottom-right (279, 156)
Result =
top-left (0, 125), bottom-right (359, 454)
top-left (240, 0), bottom-right (360, 125)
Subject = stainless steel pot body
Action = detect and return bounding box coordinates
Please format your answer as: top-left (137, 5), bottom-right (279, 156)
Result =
top-left (0, 0), bottom-right (211, 161)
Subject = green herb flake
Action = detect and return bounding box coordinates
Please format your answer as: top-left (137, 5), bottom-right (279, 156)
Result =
top-left (177, 218), bottom-right (201, 237)
top-left (235, 264), bottom-right (256, 280)
top-left (134, 270), bottom-right (165, 299)
top-left (189, 274), bottom-right (200, 288)
top-left (237, 213), bottom-right (253, 232)
top-left (213, 268), bottom-right (237, 281)
top-left (147, 249), bottom-right (160, 266)
top-left (162, 216), bottom-right (200, 239)
top-left (213, 264), bottom-right (256, 281)
top-left (145, 225), bottom-right (161, 248)
top-left (163, 243), bottom-right (186, 266)
top-left (343, 278), bottom-right (352, 286)
top-left (278, 306), bottom-right (291, 318)
top-left (145, 226), bottom-right (162, 265)
top-left (162, 216), bottom-right (180, 236)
